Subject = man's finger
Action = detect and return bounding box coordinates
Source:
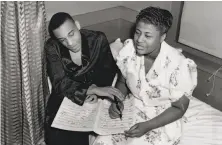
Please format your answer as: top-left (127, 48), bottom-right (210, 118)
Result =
top-left (88, 95), bottom-right (98, 104)
top-left (110, 88), bottom-right (125, 101)
top-left (85, 95), bottom-right (93, 102)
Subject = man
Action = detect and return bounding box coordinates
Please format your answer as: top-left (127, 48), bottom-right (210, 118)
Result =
top-left (45, 12), bottom-right (124, 145)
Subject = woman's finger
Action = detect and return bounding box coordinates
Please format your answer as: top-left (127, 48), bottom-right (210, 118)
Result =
top-left (111, 103), bottom-right (121, 114)
top-left (109, 111), bottom-right (120, 119)
top-left (125, 132), bottom-right (139, 138)
top-left (109, 105), bottom-right (120, 119)
top-left (128, 124), bottom-right (138, 132)
top-left (125, 128), bottom-right (139, 137)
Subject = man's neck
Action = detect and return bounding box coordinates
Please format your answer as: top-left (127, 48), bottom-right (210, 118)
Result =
top-left (69, 50), bottom-right (82, 66)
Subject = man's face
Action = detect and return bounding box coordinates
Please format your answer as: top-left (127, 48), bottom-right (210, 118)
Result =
top-left (53, 19), bottom-right (81, 53)
top-left (133, 21), bottom-right (165, 56)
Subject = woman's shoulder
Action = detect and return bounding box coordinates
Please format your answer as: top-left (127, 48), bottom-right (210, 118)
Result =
top-left (118, 39), bottom-right (136, 58)
top-left (165, 42), bottom-right (197, 69)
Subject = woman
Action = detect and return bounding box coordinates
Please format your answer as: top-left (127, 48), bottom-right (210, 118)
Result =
top-left (93, 6), bottom-right (197, 145)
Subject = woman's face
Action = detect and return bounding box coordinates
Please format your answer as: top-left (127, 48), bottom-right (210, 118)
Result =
top-left (133, 21), bottom-right (166, 56)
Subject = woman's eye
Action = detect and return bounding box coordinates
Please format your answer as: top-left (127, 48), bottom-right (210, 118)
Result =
top-left (145, 35), bottom-right (151, 38)
top-left (135, 31), bottom-right (140, 34)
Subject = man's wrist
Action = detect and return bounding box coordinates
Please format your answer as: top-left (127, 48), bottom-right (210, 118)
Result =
top-left (86, 84), bottom-right (97, 95)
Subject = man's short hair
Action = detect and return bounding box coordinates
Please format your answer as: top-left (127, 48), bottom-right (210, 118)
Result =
top-left (48, 12), bottom-right (74, 39)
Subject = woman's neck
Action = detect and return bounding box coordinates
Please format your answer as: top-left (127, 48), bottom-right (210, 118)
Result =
top-left (144, 46), bottom-right (160, 60)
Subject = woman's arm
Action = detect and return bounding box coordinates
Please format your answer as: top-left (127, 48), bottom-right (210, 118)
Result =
top-left (125, 95), bottom-right (190, 137)
top-left (146, 95), bottom-right (189, 130)
top-left (115, 71), bottom-right (129, 98)
top-left (108, 71), bottom-right (130, 119)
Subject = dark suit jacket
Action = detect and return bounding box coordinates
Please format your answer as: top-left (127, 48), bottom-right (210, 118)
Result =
top-left (45, 29), bottom-right (118, 125)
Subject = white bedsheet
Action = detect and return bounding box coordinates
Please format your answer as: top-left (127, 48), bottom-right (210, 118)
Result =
top-left (179, 97), bottom-right (222, 145)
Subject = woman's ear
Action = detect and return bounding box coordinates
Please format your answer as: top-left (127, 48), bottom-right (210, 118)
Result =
top-left (75, 20), bottom-right (81, 30)
top-left (160, 33), bottom-right (166, 43)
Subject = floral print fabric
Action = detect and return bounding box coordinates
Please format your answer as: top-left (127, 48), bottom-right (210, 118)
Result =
top-left (93, 40), bottom-right (197, 145)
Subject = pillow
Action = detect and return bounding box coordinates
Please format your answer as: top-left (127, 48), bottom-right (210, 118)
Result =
top-left (109, 38), bottom-right (124, 61)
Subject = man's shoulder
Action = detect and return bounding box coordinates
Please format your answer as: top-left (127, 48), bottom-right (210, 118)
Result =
top-left (44, 38), bottom-right (61, 53)
top-left (45, 38), bottom-right (58, 46)
top-left (80, 29), bottom-right (106, 40)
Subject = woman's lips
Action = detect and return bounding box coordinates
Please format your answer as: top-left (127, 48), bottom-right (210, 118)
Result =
top-left (136, 45), bottom-right (144, 50)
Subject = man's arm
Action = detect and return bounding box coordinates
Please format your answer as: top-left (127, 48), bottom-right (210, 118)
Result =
top-left (92, 32), bottom-right (118, 87)
top-left (45, 40), bottom-right (89, 106)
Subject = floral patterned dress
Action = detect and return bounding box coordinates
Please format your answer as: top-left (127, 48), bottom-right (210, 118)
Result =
top-left (93, 39), bottom-right (198, 145)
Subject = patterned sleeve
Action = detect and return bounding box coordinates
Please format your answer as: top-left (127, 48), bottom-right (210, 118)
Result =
top-left (116, 39), bottom-right (135, 78)
top-left (169, 58), bottom-right (198, 101)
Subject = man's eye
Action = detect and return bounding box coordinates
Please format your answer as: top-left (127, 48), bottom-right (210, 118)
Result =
top-left (69, 31), bottom-right (74, 36)
top-left (60, 39), bottom-right (65, 42)
top-left (145, 35), bottom-right (151, 38)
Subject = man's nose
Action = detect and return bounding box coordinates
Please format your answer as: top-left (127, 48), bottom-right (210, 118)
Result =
top-left (67, 38), bottom-right (73, 46)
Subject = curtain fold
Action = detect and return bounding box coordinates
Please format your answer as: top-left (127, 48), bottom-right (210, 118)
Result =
top-left (1, 1), bottom-right (49, 145)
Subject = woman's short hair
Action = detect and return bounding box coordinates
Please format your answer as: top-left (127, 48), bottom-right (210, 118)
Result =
top-left (48, 12), bottom-right (74, 39)
top-left (136, 6), bottom-right (173, 34)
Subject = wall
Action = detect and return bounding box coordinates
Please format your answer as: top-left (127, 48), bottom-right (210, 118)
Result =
top-left (120, 1), bottom-right (172, 23)
top-left (45, 1), bottom-right (121, 21)
top-left (122, 1), bottom-right (172, 11)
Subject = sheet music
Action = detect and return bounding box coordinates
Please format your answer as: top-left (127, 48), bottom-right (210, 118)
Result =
top-left (95, 97), bottom-right (135, 135)
top-left (51, 97), bottom-right (99, 132)
top-left (51, 96), bottom-right (135, 135)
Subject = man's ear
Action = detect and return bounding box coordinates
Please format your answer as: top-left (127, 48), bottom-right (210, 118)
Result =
top-left (75, 20), bottom-right (81, 30)
top-left (160, 33), bottom-right (166, 43)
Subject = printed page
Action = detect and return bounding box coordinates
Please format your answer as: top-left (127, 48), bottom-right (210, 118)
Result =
top-left (94, 97), bottom-right (135, 135)
top-left (51, 97), bottom-right (100, 132)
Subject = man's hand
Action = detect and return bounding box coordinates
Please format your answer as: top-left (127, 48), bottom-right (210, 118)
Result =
top-left (85, 94), bottom-right (98, 104)
top-left (124, 122), bottom-right (150, 138)
top-left (109, 101), bottom-right (124, 119)
top-left (87, 85), bottom-right (125, 102)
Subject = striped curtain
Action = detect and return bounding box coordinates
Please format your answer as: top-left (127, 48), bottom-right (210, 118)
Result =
top-left (1, 1), bottom-right (49, 145)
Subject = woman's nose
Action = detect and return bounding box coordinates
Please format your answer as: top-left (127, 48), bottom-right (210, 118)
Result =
top-left (137, 35), bottom-right (144, 43)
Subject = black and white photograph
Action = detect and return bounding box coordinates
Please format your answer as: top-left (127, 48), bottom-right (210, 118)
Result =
top-left (1, 1), bottom-right (222, 145)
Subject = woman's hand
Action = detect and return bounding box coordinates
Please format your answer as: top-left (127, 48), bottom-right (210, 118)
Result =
top-left (124, 122), bottom-right (150, 138)
top-left (109, 101), bottom-right (124, 119)
top-left (85, 94), bottom-right (98, 104)
top-left (87, 85), bottom-right (125, 102)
